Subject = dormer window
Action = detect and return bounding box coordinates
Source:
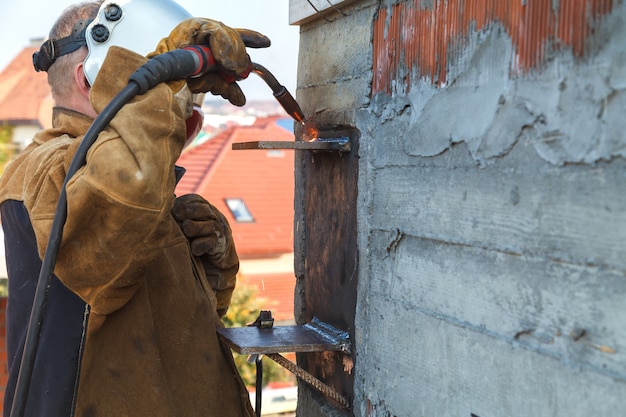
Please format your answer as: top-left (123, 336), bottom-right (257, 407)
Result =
top-left (224, 198), bottom-right (254, 223)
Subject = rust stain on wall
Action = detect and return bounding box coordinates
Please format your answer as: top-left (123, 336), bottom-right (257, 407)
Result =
top-left (372, 0), bottom-right (619, 94)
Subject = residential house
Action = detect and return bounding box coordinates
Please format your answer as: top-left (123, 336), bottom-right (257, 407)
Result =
top-left (0, 45), bottom-right (52, 151)
top-left (176, 117), bottom-right (296, 324)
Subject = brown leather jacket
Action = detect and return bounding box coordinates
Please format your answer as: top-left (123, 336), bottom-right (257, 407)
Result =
top-left (0, 46), bottom-right (253, 417)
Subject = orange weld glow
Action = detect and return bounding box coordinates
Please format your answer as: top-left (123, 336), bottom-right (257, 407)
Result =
top-left (302, 121), bottom-right (319, 142)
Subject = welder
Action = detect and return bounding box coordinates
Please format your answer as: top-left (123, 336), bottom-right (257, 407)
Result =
top-left (0, 0), bottom-right (271, 416)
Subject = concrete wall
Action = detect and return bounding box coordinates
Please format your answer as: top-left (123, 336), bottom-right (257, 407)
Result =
top-left (293, 1), bottom-right (378, 414)
top-left (293, 0), bottom-right (626, 416)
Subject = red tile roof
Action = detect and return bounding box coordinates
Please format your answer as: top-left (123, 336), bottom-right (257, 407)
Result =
top-left (176, 117), bottom-right (297, 323)
top-left (0, 47), bottom-right (50, 124)
top-left (242, 272), bottom-right (296, 323)
top-left (176, 116), bottom-right (296, 257)
top-left (176, 127), bottom-right (234, 195)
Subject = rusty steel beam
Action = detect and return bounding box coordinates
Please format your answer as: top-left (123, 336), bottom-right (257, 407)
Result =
top-left (232, 138), bottom-right (351, 153)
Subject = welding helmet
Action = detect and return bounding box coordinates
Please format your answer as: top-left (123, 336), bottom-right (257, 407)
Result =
top-left (32, 0), bottom-right (191, 81)
top-left (86, 0), bottom-right (204, 146)
top-left (33, 0), bottom-right (204, 145)
top-left (83, 0), bottom-right (192, 85)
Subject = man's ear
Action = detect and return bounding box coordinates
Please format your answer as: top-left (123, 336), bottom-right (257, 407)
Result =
top-left (74, 62), bottom-right (91, 98)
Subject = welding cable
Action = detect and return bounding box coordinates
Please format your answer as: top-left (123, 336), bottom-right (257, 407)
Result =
top-left (10, 46), bottom-right (216, 417)
top-left (255, 357), bottom-right (263, 417)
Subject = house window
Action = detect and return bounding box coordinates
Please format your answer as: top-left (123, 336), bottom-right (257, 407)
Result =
top-left (225, 198), bottom-right (254, 223)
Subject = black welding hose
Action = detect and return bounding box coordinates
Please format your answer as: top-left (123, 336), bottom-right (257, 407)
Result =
top-left (10, 47), bottom-right (209, 417)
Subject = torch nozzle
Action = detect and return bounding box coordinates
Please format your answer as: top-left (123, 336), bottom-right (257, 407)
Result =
top-left (251, 63), bottom-right (306, 124)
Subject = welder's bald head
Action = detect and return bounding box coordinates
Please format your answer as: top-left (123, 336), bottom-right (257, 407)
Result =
top-left (38, 1), bottom-right (103, 101)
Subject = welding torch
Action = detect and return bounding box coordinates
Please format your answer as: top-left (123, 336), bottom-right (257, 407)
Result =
top-left (185, 46), bottom-right (306, 123)
top-left (250, 63), bottom-right (306, 124)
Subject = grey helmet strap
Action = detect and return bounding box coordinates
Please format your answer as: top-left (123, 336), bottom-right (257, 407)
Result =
top-left (33, 19), bottom-right (93, 72)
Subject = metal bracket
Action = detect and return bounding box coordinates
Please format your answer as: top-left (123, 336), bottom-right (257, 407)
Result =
top-left (218, 317), bottom-right (351, 355)
top-left (217, 316), bottom-right (351, 412)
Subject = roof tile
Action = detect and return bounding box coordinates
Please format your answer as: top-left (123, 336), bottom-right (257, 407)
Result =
top-left (176, 116), bottom-right (296, 257)
top-left (243, 272), bottom-right (296, 323)
top-left (0, 47), bottom-right (50, 123)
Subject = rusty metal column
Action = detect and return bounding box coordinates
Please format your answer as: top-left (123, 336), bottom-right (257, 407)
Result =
top-left (294, 126), bottom-right (360, 413)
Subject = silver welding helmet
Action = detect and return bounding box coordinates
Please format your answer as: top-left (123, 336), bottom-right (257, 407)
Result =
top-left (83, 0), bottom-right (192, 85)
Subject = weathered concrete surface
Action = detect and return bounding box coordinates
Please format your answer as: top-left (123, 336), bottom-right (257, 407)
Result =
top-left (293, 0), bottom-right (626, 416)
top-left (352, 142), bottom-right (626, 416)
top-left (372, 9), bottom-right (626, 166)
top-left (293, 2), bottom-right (377, 415)
top-left (294, 0), bottom-right (377, 127)
top-left (359, 298), bottom-right (626, 417)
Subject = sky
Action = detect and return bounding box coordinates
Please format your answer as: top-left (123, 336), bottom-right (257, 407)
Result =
top-left (0, 0), bottom-right (300, 101)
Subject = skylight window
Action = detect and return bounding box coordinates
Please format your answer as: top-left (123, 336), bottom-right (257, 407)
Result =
top-left (224, 198), bottom-right (254, 223)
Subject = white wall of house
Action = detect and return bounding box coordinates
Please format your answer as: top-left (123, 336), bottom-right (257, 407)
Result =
top-left (12, 124), bottom-right (39, 151)
top-left (240, 253), bottom-right (294, 276)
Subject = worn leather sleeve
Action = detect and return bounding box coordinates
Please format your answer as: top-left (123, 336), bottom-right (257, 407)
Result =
top-left (31, 47), bottom-right (190, 315)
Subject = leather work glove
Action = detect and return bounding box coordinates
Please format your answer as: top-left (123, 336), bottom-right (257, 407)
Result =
top-left (149, 18), bottom-right (271, 106)
top-left (172, 194), bottom-right (239, 316)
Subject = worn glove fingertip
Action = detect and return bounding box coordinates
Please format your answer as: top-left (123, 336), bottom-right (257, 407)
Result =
top-left (191, 235), bottom-right (220, 257)
top-left (237, 29), bottom-right (271, 48)
top-left (228, 94), bottom-right (246, 107)
top-left (225, 83), bottom-right (246, 107)
top-left (172, 204), bottom-right (187, 222)
top-left (191, 240), bottom-right (209, 257)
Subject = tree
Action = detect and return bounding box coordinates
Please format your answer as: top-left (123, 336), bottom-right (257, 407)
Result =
top-left (0, 122), bottom-right (13, 296)
top-left (0, 122), bottom-right (16, 174)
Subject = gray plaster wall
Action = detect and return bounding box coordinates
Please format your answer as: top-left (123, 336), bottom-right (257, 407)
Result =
top-left (294, 1), bottom-right (626, 416)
